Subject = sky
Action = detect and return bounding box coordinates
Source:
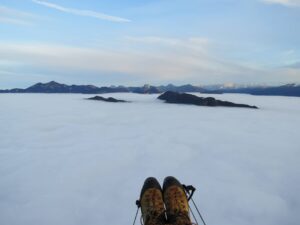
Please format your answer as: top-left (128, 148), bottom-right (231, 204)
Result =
top-left (0, 0), bottom-right (300, 88)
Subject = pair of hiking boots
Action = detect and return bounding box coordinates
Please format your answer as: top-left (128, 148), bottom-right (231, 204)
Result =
top-left (140, 176), bottom-right (192, 225)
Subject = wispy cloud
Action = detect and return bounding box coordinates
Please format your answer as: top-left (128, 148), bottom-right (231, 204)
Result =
top-left (284, 61), bottom-right (300, 68)
top-left (0, 6), bottom-right (35, 26)
top-left (125, 36), bottom-right (210, 53)
top-left (0, 39), bottom-right (288, 84)
top-left (1, 35), bottom-right (299, 85)
top-left (32, 0), bottom-right (131, 23)
top-left (262, 0), bottom-right (300, 7)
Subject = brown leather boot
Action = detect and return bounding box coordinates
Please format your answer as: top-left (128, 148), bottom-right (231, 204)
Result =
top-left (163, 176), bottom-right (192, 225)
top-left (140, 177), bottom-right (166, 225)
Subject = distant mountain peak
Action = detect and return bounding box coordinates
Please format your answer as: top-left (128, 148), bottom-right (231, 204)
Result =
top-left (282, 83), bottom-right (297, 87)
top-left (48, 80), bottom-right (60, 84)
top-left (26, 81), bottom-right (69, 93)
top-left (30, 81), bottom-right (64, 87)
top-left (166, 84), bottom-right (175, 87)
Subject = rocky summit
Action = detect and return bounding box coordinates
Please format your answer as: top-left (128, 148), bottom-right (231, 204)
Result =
top-left (158, 91), bottom-right (258, 109)
top-left (87, 96), bottom-right (128, 103)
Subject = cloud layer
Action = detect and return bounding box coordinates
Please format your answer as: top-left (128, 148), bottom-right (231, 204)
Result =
top-left (0, 93), bottom-right (299, 225)
top-left (32, 0), bottom-right (130, 23)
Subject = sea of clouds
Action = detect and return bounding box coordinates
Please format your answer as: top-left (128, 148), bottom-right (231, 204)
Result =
top-left (0, 93), bottom-right (299, 225)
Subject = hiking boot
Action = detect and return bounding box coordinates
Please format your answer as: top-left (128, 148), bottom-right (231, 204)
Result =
top-left (140, 177), bottom-right (166, 225)
top-left (163, 176), bottom-right (192, 225)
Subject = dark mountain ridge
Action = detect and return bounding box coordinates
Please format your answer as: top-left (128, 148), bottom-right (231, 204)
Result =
top-left (1, 81), bottom-right (300, 97)
top-left (87, 96), bottom-right (128, 103)
top-left (158, 91), bottom-right (258, 109)
top-left (0, 81), bottom-right (199, 94)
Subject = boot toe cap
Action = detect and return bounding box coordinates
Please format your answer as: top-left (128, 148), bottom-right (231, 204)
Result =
top-left (141, 177), bottom-right (162, 198)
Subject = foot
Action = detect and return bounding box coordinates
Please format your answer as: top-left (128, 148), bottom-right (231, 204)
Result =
top-left (163, 176), bottom-right (192, 225)
top-left (140, 177), bottom-right (166, 225)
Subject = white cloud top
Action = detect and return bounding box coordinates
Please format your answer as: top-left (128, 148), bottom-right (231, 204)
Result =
top-left (0, 93), bottom-right (299, 225)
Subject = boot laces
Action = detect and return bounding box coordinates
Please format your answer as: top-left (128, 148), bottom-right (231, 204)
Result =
top-left (145, 210), bottom-right (166, 225)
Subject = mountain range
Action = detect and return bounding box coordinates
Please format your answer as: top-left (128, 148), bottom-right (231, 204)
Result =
top-left (0, 81), bottom-right (300, 97)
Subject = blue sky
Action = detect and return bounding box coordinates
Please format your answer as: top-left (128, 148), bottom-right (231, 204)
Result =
top-left (0, 0), bottom-right (300, 88)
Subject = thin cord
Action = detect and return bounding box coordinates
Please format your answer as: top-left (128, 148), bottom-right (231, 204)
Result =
top-left (184, 185), bottom-right (207, 225)
top-left (190, 197), bottom-right (207, 225)
top-left (132, 207), bottom-right (139, 225)
top-left (189, 203), bottom-right (199, 225)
